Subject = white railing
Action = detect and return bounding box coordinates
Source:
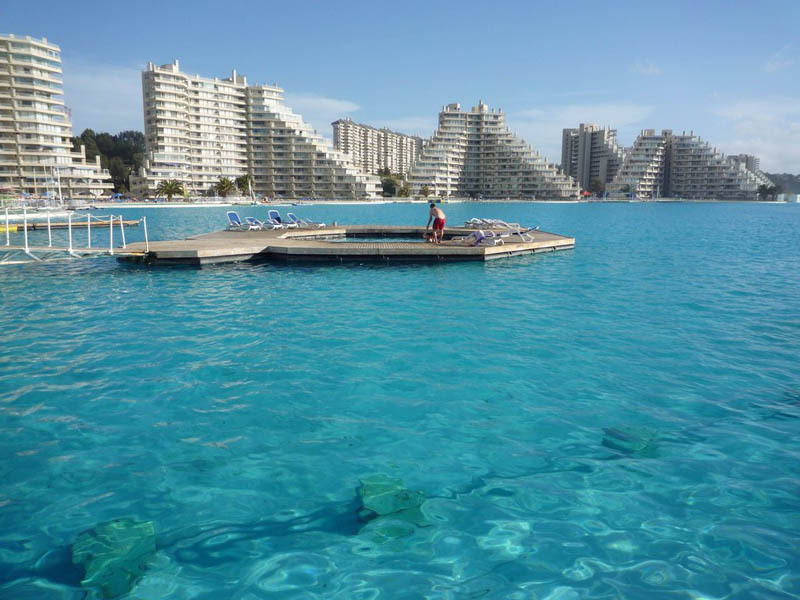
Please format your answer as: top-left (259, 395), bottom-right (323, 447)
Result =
top-left (3, 211), bottom-right (149, 261)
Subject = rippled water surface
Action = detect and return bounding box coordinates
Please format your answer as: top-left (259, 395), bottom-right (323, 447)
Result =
top-left (1, 202), bottom-right (799, 599)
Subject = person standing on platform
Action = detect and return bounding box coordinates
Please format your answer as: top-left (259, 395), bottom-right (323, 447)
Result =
top-left (426, 203), bottom-right (446, 244)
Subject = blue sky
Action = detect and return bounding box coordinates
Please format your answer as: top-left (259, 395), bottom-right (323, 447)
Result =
top-left (3, 0), bottom-right (799, 171)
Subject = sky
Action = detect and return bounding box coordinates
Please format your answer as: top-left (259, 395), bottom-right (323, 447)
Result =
top-left (3, 0), bottom-right (799, 173)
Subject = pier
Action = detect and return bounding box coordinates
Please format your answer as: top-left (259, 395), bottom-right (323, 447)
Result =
top-left (119, 224), bottom-right (575, 266)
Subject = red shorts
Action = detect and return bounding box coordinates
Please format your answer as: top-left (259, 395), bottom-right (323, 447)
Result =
top-left (433, 217), bottom-right (445, 231)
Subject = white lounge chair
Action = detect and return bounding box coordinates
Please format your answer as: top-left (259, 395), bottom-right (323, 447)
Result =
top-left (451, 230), bottom-right (505, 246)
top-left (287, 212), bottom-right (325, 228)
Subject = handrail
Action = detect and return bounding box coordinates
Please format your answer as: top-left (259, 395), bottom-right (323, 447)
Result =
top-left (47, 212), bottom-right (52, 247)
top-left (108, 213), bottom-right (113, 255)
top-left (119, 215), bottom-right (126, 248)
top-left (87, 214), bottom-right (91, 248)
top-left (142, 216), bottom-right (149, 253)
top-left (23, 206), bottom-right (29, 252)
top-left (5, 208), bottom-right (10, 246)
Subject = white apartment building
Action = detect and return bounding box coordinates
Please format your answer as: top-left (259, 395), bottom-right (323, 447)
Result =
top-left (561, 123), bottom-right (626, 191)
top-left (728, 154), bottom-right (772, 188)
top-left (608, 129), bottom-right (769, 200)
top-left (332, 118), bottom-right (424, 176)
top-left (408, 101), bottom-right (580, 200)
top-left (135, 60), bottom-right (381, 200)
top-left (608, 129), bottom-right (669, 199)
top-left (0, 34), bottom-right (112, 201)
top-left (668, 133), bottom-right (769, 200)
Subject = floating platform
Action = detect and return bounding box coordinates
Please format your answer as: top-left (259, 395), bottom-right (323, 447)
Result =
top-left (119, 225), bottom-right (574, 266)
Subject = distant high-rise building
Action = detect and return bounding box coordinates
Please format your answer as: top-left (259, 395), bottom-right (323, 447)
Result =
top-left (0, 34), bottom-right (112, 200)
top-left (408, 101), bottom-right (579, 200)
top-left (727, 154), bottom-right (760, 172)
top-left (561, 123), bottom-right (626, 191)
top-left (608, 129), bottom-right (769, 200)
top-left (332, 118), bottom-right (424, 176)
top-left (134, 60), bottom-right (381, 200)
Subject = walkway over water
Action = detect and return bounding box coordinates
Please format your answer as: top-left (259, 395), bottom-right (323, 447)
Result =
top-left (120, 224), bottom-right (575, 266)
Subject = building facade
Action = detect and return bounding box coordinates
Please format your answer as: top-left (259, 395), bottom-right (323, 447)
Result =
top-left (332, 118), bottom-right (424, 176)
top-left (608, 129), bottom-right (669, 199)
top-left (608, 129), bottom-right (770, 200)
top-left (0, 34), bottom-right (112, 201)
top-left (135, 60), bottom-right (381, 199)
top-left (407, 101), bottom-right (580, 200)
top-left (561, 123), bottom-right (626, 191)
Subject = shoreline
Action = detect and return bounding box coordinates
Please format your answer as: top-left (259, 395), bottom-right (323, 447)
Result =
top-left (88, 199), bottom-right (792, 208)
top-left (2, 198), bottom-right (791, 217)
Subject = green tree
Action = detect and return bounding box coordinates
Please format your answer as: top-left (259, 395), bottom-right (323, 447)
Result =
top-left (398, 184), bottom-right (410, 197)
top-left (156, 179), bottom-right (184, 202)
top-left (420, 185), bottom-right (431, 198)
top-left (216, 176), bottom-right (236, 197)
top-left (757, 184), bottom-right (770, 200)
top-left (620, 184), bottom-right (632, 194)
top-left (76, 129), bottom-right (100, 161)
top-left (235, 174), bottom-right (254, 195)
top-left (381, 176), bottom-right (399, 197)
top-left (106, 156), bottom-right (131, 193)
top-left (589, 179), bottom-right (605, 195)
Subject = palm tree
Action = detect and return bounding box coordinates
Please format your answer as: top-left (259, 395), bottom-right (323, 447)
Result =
top-left (420, 185), bottom-right (431, 198)
top-left (216, 177), bottom-right (236, 198)
top-left (235, 174), bottom-right (254, 196)
top-left (156, 179), bottom-right (184, 202)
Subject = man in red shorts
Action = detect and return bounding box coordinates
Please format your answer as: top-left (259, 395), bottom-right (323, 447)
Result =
top-left (426, 203), bottom-right (446, 244)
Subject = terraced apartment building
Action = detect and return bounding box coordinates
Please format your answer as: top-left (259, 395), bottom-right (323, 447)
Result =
top-left (0, 34), bottom-right (112, 201)
top-left (407, 101), bottom-right (580, 200)
top-left (134, 60), bottom-right (381, 199)
top-left (332, 118), bottom-right (424, 176)
top-left (608, 129), bottom-right (772, 200)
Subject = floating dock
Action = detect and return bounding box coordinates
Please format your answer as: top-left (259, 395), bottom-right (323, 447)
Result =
top-left (120, 225), bottom-right (574, 266)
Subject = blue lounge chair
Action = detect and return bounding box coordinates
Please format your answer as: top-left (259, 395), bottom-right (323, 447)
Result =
top-left (245, 217), bottom-right (265, 230)
top-left (287, 212), bottom-right (325, 228)
top-left (267, 209), bottom-right (295, 228)
top-left (227, 211), bottom-right (244, 230)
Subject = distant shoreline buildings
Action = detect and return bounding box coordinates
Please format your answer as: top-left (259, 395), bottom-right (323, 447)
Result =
top-left (1, 33), bottom-right (778, 203)
top-left (132, 60), bottom-right (381, 200)
top-left (0, 34), bottom-right (112, 201)
top-left (332, 118), bottom-right (423, 176)
top-left (408, 101), bottom-right (579, 200)
top-left (561, 124), bottom-right (626, 191)
top-left (603, 129), bottom-right (772, 200)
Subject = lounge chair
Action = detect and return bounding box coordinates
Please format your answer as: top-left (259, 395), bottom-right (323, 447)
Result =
top-left (464, 218), bottom-right (491, 228)
top-left (245, 217), bottom-right (265, 230)
top-left (287, 212), bottom-right (325, 228)
top-left (227, 211), bottom-right (245, 230)
top-left (485, 219), bottom-right (522, 230)
top-left (451, 230), bottom-right (505, 246)
top-left (267, 209), bottom-right (297, 228)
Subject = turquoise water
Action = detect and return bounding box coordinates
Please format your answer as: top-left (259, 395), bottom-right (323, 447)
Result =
top-left (1, 202), bottom-right (798, 599)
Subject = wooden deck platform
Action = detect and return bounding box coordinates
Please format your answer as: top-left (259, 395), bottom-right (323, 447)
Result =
top-left (119, 225), bottom-right (575, 266)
